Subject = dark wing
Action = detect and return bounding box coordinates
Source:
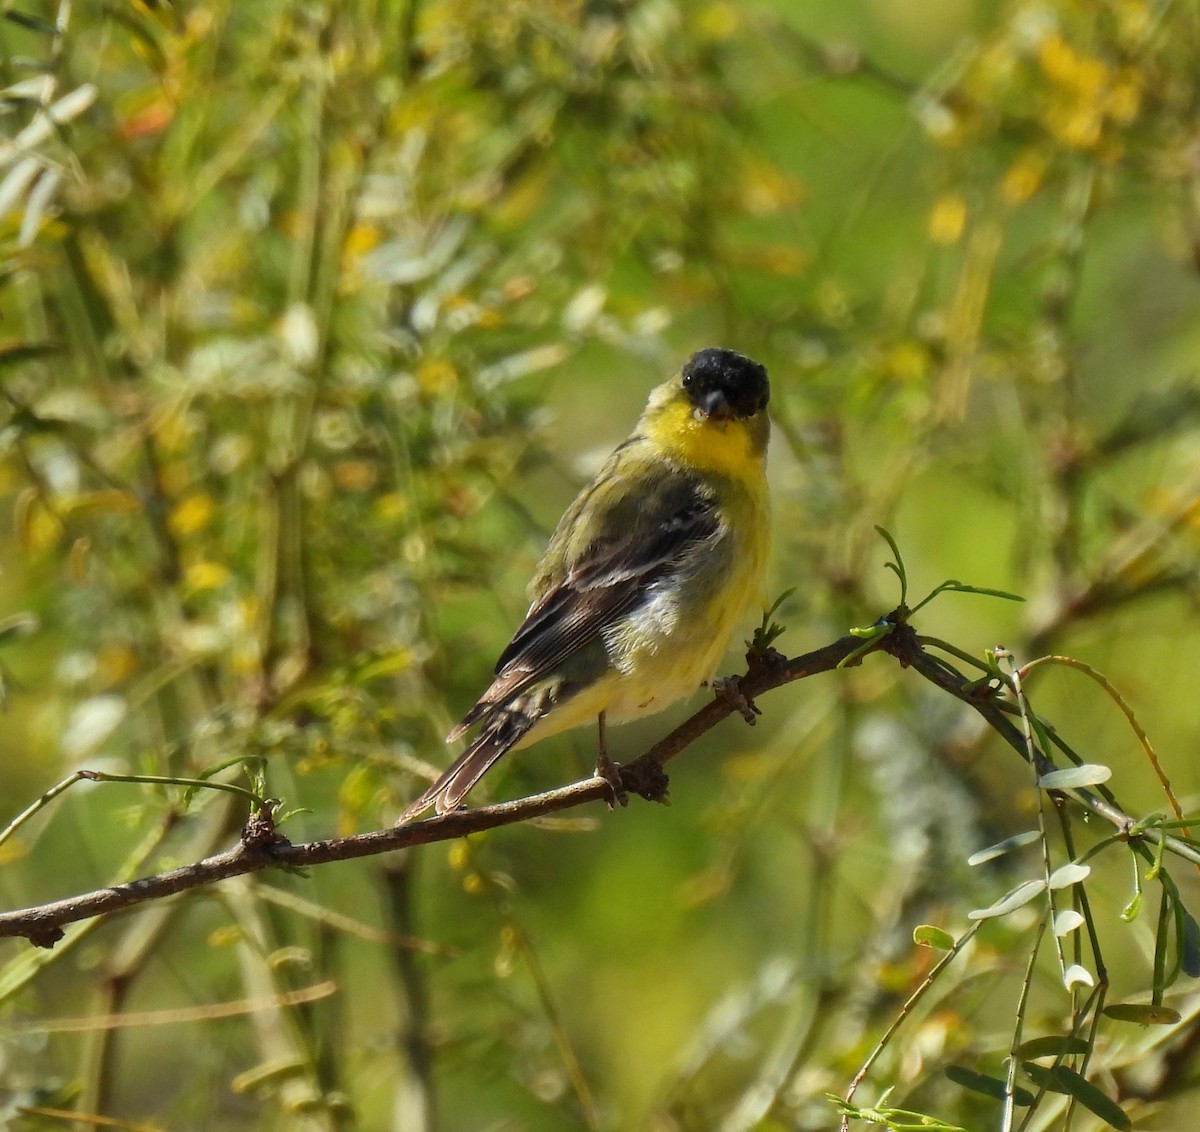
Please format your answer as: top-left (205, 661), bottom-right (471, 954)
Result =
top-left (501, 480), bottom-right (716, 668)
top-left (452, 470), bottom-right (720, 737)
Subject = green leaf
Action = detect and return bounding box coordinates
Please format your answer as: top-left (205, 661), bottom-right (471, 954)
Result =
top-left (0, 342), bottom-right (61, 369)
top-left (1103, 1002), bottom-right (1182, 1025)
top-left (913, 924), bottom-right (955, 950)
top-left (967, 830), bottom-right (1040, 866)
top-left (763, 587), bottom-right (796, 621)
top-left (1020, 1064), bottom-right (1131, 1130)
top-left (873, 525), bottom-right (906, 602)
top-left (1038, 764), bottom-right (1112, 789)
top-left (750, 587), bottom-right (796, 652)
top-left (2, 10), bottom-right (57, 34)
top-left (944, 1065), bottom-right (1033, 1106)
top-left (826, 1094), bottom-right (967, 1131)
top-left (0, 613), bottom-right (38, 645)
top-left (1016, 1035), bottom-right (1090, 1059)
top-left (354, 650), bottom-right (414, 683)
top-left (968, 879), bottom-right (1045, 921)
top-left (930, 582), bottom-right (1025, 602)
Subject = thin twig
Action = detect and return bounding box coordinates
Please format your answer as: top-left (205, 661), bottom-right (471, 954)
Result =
top-left (0, 633), bottom-right (874, 947)
top-left (3, 622), bottom-right (1195, 948)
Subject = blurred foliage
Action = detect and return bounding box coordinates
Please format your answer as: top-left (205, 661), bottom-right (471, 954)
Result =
top-left (4, 0), bottom-right (1200, 1128)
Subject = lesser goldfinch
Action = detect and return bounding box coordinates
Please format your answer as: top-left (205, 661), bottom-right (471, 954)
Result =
top-left (402, 347), bottom-right (770, 819)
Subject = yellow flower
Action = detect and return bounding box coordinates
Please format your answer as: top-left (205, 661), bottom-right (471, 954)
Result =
top-left (1051, 102), bottom-right (1103, 150)
top-left (929, 194), bottom-right (968, 245)
top-left (1038, 35), bottom-right (1107, 97)
top-left (168, 492), bottom-right (215, 537)
top-left (417, 357), bottom-right (458, 396)
top-left (1106, 74), bottom-right (1142, 124)
top-left (885, 341), bottom-right (931, 383)
top-left (185, 561), bottom-right (232, 591)
top-left (695, 2), bottom-right (739, 41)
top-left (1001, 150), bottom-right (1046, 205)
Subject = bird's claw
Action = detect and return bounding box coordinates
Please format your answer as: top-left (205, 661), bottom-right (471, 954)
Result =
top-left (594, 752), bottom-right (629, 810)
top-left (711, 674), bottom-right (760, 725)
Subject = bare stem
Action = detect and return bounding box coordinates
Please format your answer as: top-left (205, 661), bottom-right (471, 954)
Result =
top-left (2, 619), bottom-right (1191, 948)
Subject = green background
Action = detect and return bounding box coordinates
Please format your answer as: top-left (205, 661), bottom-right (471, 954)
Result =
top-left (2, 0), bottom-right (1200, 1128)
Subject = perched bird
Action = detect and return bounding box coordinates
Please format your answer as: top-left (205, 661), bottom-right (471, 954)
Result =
top-left (402, 347), bottom-right (771, 820)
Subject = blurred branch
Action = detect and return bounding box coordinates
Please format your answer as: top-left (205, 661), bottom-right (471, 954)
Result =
top-left (2, 617), bottom-right (1194, 949)
top-left (381, 855), bottom-right (436, 1132)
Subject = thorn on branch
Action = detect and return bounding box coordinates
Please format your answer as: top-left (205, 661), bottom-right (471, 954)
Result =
top-left (620, 760), bottom-right (671, 805)
top-left (745, 643), bottom-right (789, 681)
top-left (29, 924), bottom-right (65, 949)
top-left (241, 802), bottom-right (287, 850)
top-left (879, 619), bottom-right (919, 666)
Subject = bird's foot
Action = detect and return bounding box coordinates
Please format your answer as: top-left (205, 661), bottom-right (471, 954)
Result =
top-left (594, 752), bottom-right (628, 810)
top-left (711, 674), bottom-right (761, 725)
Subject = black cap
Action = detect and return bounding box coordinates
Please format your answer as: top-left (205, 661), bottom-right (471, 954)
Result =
top-left (680, 348), bottom-right (770, 421)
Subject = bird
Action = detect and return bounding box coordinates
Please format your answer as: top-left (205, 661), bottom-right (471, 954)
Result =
top-left (401, 346), bottom-right (771, 820)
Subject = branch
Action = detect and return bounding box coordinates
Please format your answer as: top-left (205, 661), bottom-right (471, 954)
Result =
top-left (880, 624), bottom-right (1200, 867)
top-left (2, 616), bottom-right (1192, 948)
top-left (0, 632), bottom-right (873, 948)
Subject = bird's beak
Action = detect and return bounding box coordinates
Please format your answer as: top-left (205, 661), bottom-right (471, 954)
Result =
top-left (694, 388), bottom-right (732, 421)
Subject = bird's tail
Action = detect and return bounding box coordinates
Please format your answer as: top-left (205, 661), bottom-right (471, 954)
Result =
top-left (399, 699), bottom-right (542, 822)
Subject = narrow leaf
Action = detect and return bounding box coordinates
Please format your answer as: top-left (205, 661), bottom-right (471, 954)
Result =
top-left (1021, 1064), bottom-right (1131, 1130)
top-left (968, 879), bottom-right (1045, 921)
top-left (1063, 963), bottom-right (1094, 990)
top-left (18, 165), bottom-right (61, 246)
top-left (1, 83), bottom-right (97, 158)
top-left (0, 613), bottom-right (38, 644)
top-left (914, 924), bottom-right (955, 951)
top-left (48, 83), bottom-right (100, 125)
top-left (1048, 862), bottom-right (1091, 890)
top-left (0, 342), bottom-right (61, 368)
top-left (3, 10), bottom-right (57, 34)
top-left (967, 830), bottom-right (1041, 866)
top-left (944, 1065), bottom-right (1033, 1106)
top-left (1038, 764), bottom-right (1112, 789)
top-left (873, 524), bottom-right (903, 568)
top-left (1016, 1036), bottom-right (1090, 1059)
top-left (1103, 1003), bottom-right (1182, 1025)
top-left (59, 491), bottom-right (141, 518)
top-left (1120, 891), bottom-right (1142, 923)
top-left (1, 77), bottom-right (53, 102)
top-left (1053, 910), bottom-right (1085, 937)
top-left (936, 582), bottom-right (1025, 602)
top-left (0, 156), bottom-right (41, 219)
